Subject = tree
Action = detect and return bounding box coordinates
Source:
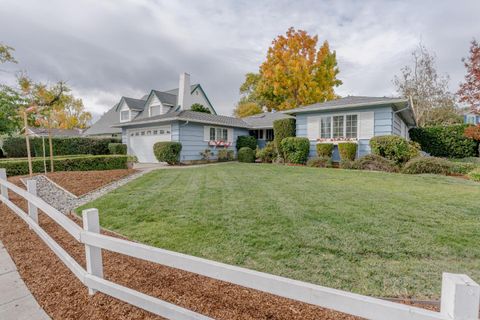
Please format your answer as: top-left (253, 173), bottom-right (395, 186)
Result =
top-left (0, 43), bottom-right (16, 64)
top-left (239, 28), bottom-right (342, 111)
top-left (458, 39), bottom-right (480, 114)
top-left (233, 101), bottom-right (262, 118)
top-left (190, 103), bottom-right (211, 114)
top-left (0, 85), bottom-right (24, 134)
top-left (393, 43), bottom-right (459, 127)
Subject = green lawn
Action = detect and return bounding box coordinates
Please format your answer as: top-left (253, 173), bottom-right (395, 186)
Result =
top-left (76, 163), bottom-right (480, 299)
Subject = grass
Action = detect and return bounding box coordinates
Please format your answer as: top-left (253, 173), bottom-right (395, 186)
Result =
top-left (76, 163), bottom-right (480, 299)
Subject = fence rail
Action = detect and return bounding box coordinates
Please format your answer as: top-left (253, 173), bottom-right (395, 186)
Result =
top-left (0, 168), bottom-right (478, 320)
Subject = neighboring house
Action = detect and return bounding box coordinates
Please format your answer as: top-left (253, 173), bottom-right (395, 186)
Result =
top-left (84, 72), bottom-right (216, 138)
top-left (243, 112), bottom-right (294, 148)
top-left (283, 96), bottom-right (416, 161)
top-left (113, 73), bottom-right (249, 163)
top-left (464, 112), bottom-right (480, 125)
top-left (26, 127), bottom-right (84, 137)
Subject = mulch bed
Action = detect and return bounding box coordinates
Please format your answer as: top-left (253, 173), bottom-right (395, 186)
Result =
top-left (0, 176), bottom-right (361, 320)
top-left (45, 169), bottom-right (138, 196)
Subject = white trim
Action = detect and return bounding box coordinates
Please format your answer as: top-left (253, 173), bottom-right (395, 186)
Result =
top-left (284, 98), bottom-right (408, 114)
top-left (307, 112), bottom-right (359, 141)
top-left (203, 125), bottom-right (232, 142)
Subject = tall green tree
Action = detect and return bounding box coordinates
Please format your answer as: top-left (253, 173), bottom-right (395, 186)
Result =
top-left (235, 28), bottom-right (342, 112)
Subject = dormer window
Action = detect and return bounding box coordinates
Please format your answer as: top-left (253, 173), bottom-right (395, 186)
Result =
top-left (120, 110), bottom-right (130, 122)
top-left (150, 105), bottom-right (161, 117)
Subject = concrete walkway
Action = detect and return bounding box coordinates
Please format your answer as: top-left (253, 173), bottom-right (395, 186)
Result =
top-left (0, 240), bottom-right (50, 320)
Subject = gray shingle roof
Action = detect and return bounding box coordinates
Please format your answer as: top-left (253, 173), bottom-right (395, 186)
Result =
top-left (123, 97), bottom-right (146, 111)
top-left (164, 84), bottom-right (199, 96)
top-left (242, 112), bottom-right (294, 129)
top-left (84, 105), bottom-right (122, 136)
top-left (28, 127), bottom-right (84, 137)
top-left (284, 96), bottom-right (409, 114)
top-left (114, 110), bottom-right (250, 128)
top-left (152, 90), bottom-right (177, 106)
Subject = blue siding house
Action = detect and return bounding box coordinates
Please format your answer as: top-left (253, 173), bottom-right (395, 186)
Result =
top-left (284, 96), bottom-right (417, 161)
top-left (464, 112), bottom-right (480, 125)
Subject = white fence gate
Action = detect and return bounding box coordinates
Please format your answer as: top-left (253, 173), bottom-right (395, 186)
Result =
top-left (0, 168), bottom-right (478, 320)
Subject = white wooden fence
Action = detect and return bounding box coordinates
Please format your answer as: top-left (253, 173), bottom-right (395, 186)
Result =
top-left (0, 168), bottom-right (478, 320)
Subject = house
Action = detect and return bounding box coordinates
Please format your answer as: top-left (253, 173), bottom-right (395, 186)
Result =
top-left (464, 111), bottom-right (480, 125)
top-left (26, 127), bottom-right (84, 137)
top-left (242, 112), bottom-right (294, 148)
top-left (283, 96), bottom-right (416, 161)
top-left (84, 73), bottom-right (216, 138)
top-left (112, 73), bottom-right (249, 163)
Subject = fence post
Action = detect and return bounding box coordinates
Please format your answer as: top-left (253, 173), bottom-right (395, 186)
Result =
top-left (82, 208), bottom-right (103, 295)
top-left (26, 180), bottom-right (38, 225)
top-left (441, 272), bottom-right (480, 319)
top-left (0, 168), bottom-right (8, 200)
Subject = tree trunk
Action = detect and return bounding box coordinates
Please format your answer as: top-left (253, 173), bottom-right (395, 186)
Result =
top-left (23, 110), bottom-right (33, 176)
top-left (48, 118), bottom-right (54, 172)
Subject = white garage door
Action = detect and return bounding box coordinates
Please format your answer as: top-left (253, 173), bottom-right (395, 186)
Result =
top-left (127, 126), bottom-right (172, 163)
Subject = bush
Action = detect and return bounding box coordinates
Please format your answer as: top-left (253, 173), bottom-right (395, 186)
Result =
top-left (217, 149), bottom-right (234, 162)
top-left (306, 156), bottom-right (332, 168)
top-left (273, 118), bottom-right (296, 155)
top-left (339, 159), bottom-right (356, 169)
top-left (256, 142), bottom-right (277, 163)
top-left (449, 162), bottom-right (478, 175)
top-left (281, 137), bottom-right (310, 164)
top-left (200, 149), bottom-right (214, 160)
top-left (468, 168), bottom-right (480, 182)
top-left (190, 103), bottom-right (211, 114)
top-left (238, 147), bottom-right (255, 163)
top-left (316, 143), bottom-right (334, 157)
top-left (409, 125), bottom-right (478, 158)
top-left (402, 157), bottom-right (452, 175)
top-left (108, 143), bottom-right (127, 155)
top-left (338, 142), bottom-right (357, 161)
top-left (452, 157), bottom-right (480, 164)
top-left (2, 136), bottom-right (120, 158)
top-left (0, 155), bottom-right (128, 176)
top-left (353, 154), bottom-right (399, 173)
top-left (236, 135), bottom-right (257, 151)
top-left (153, 142), bottom-right (182, 165)
top-left (369, 135), bottom-right (419, 164)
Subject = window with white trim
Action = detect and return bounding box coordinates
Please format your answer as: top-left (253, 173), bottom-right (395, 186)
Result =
top-left (319, 114), bottom-right (358, 139)
top-left (346, 115), bottom-right (358, 138)
top-left (120, 110), bottom-right (130, 121)
top-left (265, 129), bottom-right (274, 141)
top-left (320, 116), bottom-right (331, 138)
top-left (332, 116), bottom-right (344, 138)
top-left (209, 127), bottom-right (229, 141)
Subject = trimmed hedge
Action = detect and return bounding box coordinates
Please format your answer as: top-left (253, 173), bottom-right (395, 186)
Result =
top-left (316, 143), bottom-right (334, 157)
top-left (370, 135), bottom-right (419, 164)
top-left (306, 156), bottom-right (332, 168)
top-left (2, 136), bottom-right (121, 158)
top-left (153, 142), bottom-right (182, 165)
top-left (409, 125), bottom-right (478, 158)
top-left (273, 118), bottom-right (296, 155)
top-left (217, 149), bottom-right (234, 162)
top-left (402, 157), bottom-right (452, 175)
top-left (256, 142), bottom-right (277, 163)
top-left (108, 143), bottom-right (127, 155)
top-left (338, 142), bottom-right (357, 161)
top-left (238, 147), bottom-right (255, 163)
top-left (236, 136), bottom-right (257, 151)
top-left (0, 155), bottom-right (128, 176)
top-left (353, 154), bottom-right (399, 173)
top-left (281, 137), bottom-right (310, 164)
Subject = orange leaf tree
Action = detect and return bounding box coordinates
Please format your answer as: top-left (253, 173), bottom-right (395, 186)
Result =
top-left (464, 125), bottom-right (480, 141)
top-left (458, 39), bottom-right (480, 114)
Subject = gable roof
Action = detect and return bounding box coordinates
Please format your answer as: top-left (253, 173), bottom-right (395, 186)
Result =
top-left (84, 105), bottom-right (122, 135)
top-left (242, 112), bottom-right (294, 129)
top-left (151, 90), bottom-right (177, 106)
top-left (122, 97), bottom-right (146, 111)
top-left (28, 127), bottom-right (84, 137)
top-left (113, 110), bottom-right (250, 128)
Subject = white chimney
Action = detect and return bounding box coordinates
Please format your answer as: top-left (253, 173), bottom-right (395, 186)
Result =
top-left (178, 72), bottom-right (190, 110)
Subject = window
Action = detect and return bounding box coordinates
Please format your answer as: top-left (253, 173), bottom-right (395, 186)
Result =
top-left (210, 127), bottom-right (215, 140)
top-left (120, 110), bottom-right (129, 121)
top-left (346, 115), bottom-right (358, 138)
top-left (153, 130), bottom-right (158, 135)
top-left (466, 115), bottom-right (476, 124)
top-left (130, 133), bottom-right (134, 136)
top-left (332, 115), bottom-right (344, 138)
top-left (146, 130), bottom-right (152, 135)
top-left (209, 127), bottom-right (229, 141)
top-left (150, 105), bottom-right (161, 117)
top-left (320, 116), bottom-right (331, 138)
top-left (141, 131), bottom-right (145, 136)
top-left (266, 129), bottom-right (274, 141)
top-left (135, 132), bottom-right (139, 136)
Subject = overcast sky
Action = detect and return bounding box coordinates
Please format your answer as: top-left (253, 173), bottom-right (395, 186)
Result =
top-left (0, 0), bottom-right (479, 120)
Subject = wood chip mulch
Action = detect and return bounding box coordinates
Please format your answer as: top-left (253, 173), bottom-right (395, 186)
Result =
top-left (45, 169), bottom-right (138, 196)
top-left (0, 176), bottom-right (361, 320)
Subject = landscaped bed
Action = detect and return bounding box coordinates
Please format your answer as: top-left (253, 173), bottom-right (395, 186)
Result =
top-left (76, 163), bottom-right (480, 299)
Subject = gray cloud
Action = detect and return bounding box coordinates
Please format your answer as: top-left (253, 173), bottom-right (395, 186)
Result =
top-left (0, 0), bottom-right (479, 119)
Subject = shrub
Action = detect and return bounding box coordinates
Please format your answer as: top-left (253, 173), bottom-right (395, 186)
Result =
top-left (0, 155), bottom-right (128, 176)
top-left (236, 135), bottom-right (257, 151)
top-left (449, 162), bottom-right (478, 175)
top-left (306, 156), bottom-right (332, 168)
top-left (281, 137), bottom-right (310, 164)
top-left (2, 136), bottom-right (120, 158)
top-left (217, 149), bottom-right (234, 162)
top-left (409, 125), bottom-right (478, 158)
top-left (153, 142), bottom-right (182, 165)
top-left (468, 168), bottom-right (480, 182)
top-left (200, 149), bottom-right (214, 160)
top-left (402, 157), bottom-right (452, 175)
top-left (339, 159), bottom-right (356, 169)
top-left (453, 157), bottom-right (480, 164)
top-left (369, 135), bottom-right (419, 164)
top-left (256, 142), bottom-right (277, 163)
top-left (273, 118), bottom-right (296, 155)
top-left (190, 103), bottom-right (211, 114)
top-left (238, 147), bottom-right (255, 163)
top-left (353, 154), bottom-right (399, 173)
top-left (108, 143), bottom-right (127, 155)
top-left (316, 143), bottom-right (334, 157)
top-left (338, 142), bottom-right (357, 161)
